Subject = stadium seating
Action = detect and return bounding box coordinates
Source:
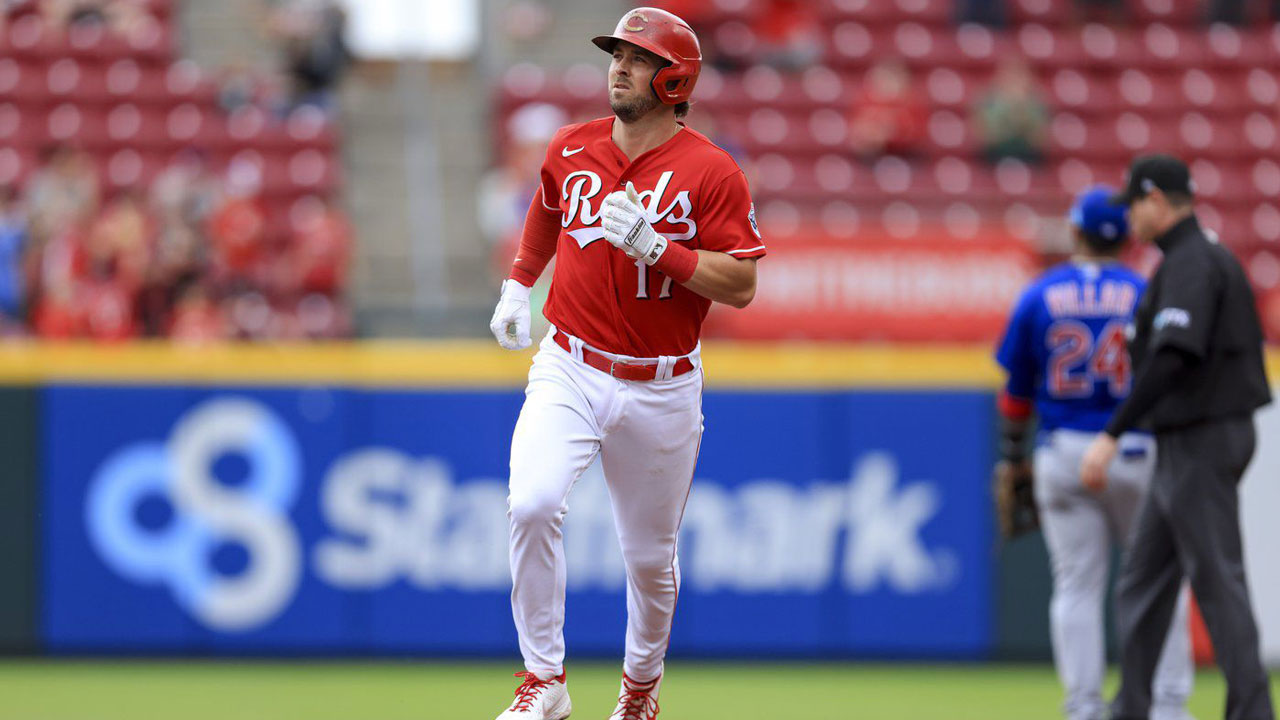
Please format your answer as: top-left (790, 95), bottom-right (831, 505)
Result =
top-left (0, 4), bottom-right (341, 227)
top-left (493, 1), bottom-right (1280, 322)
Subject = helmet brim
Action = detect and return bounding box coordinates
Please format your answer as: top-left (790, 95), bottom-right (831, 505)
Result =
top-left (592, 34), bottom-right (678, 65)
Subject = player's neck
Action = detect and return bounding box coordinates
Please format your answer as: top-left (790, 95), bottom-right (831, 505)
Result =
top-left (611, 112), bottom-right (680, 161)
top-left (1071, 254), bottom-right (1116, 265)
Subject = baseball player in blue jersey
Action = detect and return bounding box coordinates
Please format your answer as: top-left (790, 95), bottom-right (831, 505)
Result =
top-left (994, 186), bottom-right (1195, 720)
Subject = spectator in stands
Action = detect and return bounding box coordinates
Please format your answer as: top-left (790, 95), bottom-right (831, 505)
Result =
top-left (0, 186), bottom-right (28, 330)
top-left (43, 0), bottom-right (157, 43)
top-left (218, 62), bottom-right (260, 115)
top-left (971, 58), bottom-right (1050, 166)
top-left (80, 250), bottom-right (137, 340)
top-left (88, 187), bottom-right (151, 292)
top-left (30, 218), bottom-right (89, 338)
top-left (287, 194), bottom-right (350, 296)
top-left (32, 281), bottom-right (82, 338)
top-left (1207, 0), bottom-right (1247, 23)
top-left (26, 144), bottom-right (99, 242)
top-left (752, 0), bottom-right (821, 70)
top-left (151, 148), bottom-right (219, 228)
top-left (205, 159), bottom-right (267, 292)
top-left (167, 281), bottom-right (227, 343)
top-left (955, 0), bottom-right (1007, 27)
top-left (848, 58), bottom-right (927, 161)
top-left (268, 0), bottom-right (350, 112)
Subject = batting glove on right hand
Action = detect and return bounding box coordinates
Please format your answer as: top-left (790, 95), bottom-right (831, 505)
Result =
top-left (489, 279), bottom-right (532, 350)
top-left (601, 182), bottom-right (669, 266)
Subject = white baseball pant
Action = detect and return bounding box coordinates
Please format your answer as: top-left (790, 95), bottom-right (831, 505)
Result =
top-left (1035, 429), bottom-right (1194, 720)
top-left (507, 329), bottom-right (703, 682)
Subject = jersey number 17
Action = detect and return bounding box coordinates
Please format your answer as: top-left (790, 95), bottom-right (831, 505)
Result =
top-left (1047, 319), bottom-right (1131, 399)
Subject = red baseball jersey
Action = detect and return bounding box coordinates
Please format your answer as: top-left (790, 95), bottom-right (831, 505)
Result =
top-left (536, 117), bottom-right (766, 357)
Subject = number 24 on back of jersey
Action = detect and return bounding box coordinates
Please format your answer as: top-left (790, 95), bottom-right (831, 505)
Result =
top-left (1046, 319), bottom-right (1131, 399)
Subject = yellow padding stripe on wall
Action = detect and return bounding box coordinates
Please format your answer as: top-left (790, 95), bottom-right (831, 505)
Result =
top-left (0, 341), bottom-right (1275, 389)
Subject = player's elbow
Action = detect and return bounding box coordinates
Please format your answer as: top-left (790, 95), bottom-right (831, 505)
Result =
top-left (726, 280), bottom-right (756, 309)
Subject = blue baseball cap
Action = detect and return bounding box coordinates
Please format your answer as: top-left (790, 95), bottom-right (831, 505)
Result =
top-left (1069, 184), bottom-right (1128, 246)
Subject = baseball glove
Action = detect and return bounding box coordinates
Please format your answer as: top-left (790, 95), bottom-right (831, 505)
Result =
top-left (994, 460), bottom-right (1039, 540)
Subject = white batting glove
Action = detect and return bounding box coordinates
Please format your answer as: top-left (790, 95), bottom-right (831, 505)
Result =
top-left (489, 279), bottom-right (532, 350)
top-left (602, 181), bottom-right (669, 266)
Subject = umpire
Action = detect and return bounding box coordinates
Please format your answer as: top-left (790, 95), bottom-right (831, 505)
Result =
top-left (1080, 154), bottom-right (1274, 720)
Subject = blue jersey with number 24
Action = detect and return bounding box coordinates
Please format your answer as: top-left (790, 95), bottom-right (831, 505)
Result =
top-left (995, 261), bottom-right (1146, 433)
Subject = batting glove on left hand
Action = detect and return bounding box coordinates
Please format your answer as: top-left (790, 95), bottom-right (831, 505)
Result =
top-left (489, 279), bottom-right (532, 350)
top-left (602, 182), bottom-right (669, 266)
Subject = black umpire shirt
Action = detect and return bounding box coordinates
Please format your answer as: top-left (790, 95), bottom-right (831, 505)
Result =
top-left (1127, 215), bottom-right (1271, 431)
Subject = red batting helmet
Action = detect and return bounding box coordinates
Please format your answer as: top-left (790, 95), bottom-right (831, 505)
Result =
top-left (591, 7), bottom-right (701, 105)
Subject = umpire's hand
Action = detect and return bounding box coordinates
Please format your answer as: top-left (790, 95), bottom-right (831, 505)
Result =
top-left (1080, 433), bottom-right (1118, 493)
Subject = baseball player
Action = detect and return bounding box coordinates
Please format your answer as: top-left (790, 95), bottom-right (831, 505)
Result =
top-left (488, 8), bottom-right (764, 720)
top-left (994, 186), bottom-right (1195, 720)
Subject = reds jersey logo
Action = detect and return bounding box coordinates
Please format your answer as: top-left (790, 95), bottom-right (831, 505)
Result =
top-left (561, 170), bottom-right (697, 248)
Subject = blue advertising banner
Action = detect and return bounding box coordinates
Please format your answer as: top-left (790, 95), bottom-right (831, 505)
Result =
top-left (42, 385), bottom-right (995, 657)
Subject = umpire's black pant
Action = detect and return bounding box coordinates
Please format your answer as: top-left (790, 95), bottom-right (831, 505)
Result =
top-left (1111, 415), bottom-right (1275, 720)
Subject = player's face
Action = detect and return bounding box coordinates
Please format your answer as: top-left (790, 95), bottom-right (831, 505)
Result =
top-left (609, 41), bottom-right (663, 122)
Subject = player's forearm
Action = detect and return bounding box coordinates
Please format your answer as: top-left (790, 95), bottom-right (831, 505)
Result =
top-left (508, 191), bottom-right (561, 287)
top-left (681, 251), bottom-right (757, 308)
top-left (996, 389), bottom-right (1033, 463)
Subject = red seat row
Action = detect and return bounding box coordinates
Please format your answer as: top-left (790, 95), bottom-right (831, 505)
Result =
top-left (0, 102), bottom-right (338, 152)
top-left (0, 144), bottom-right (341, 197)
top-left (0, 13), bottom-right (173, 66)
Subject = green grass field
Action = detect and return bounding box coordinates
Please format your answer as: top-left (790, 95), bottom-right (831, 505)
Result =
top-left (0, 661), bottom-right (1275, 719)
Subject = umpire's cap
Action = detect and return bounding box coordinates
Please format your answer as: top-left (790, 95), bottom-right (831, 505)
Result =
top-left (1071, 184), bottom-right (1129, 248)
top-left (1112, 154), bottom-right (1194, 206)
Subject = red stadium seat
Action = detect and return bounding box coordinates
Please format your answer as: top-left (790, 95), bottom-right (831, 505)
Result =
top-left (799, 66), bottom-right (849, 105)
top-left (1203, 26), bottom-right (1275, 70)
top-left (896, 0), bottom-right (953, 26)
top-left (64, 23), bottom-right (136, 65)
top-left (163, 60), bottom-right (219, 106)
top-left (1017, 23), bottom-right (1085, 71)
top-left (1138, 25), bottom-right (1209, 71)
top-left (920, 109), bottom-right (974, 155)
top-left (0, 103), bottom-right (41, 147)
top-left (1078, 25), bottom-right (1144, 69)
top-left (0, 59), bottom-right (48, 105)
top-left (3, 14), bottom-right (54, 62)
top-left (1114, 70), bottom-right (1186, 116)
top-left (1047, 69), bottom-right (1119, 116)
top-left (104, 103), bottom-right (172, 151)
top-left (1008, 0), bottom-right (1073, 27)
top-left (1129, 0), bottom-right (1204, 27)
top-left (924, 66), bottom-right (981, 110)
top-left (826, 21), bottom-right (889, 70)
top-left (1241, 113), bottom-right (1280, 155)
top-left (0, 144), bottom-right (37, 186)
top-left (1245, 68), bottom-right (1279, 108)
top-left (819, 0), bottom-right (903, 26)
top-left (101, 147), bottom-right (164, 190)
top-left (43, 102), bottom-right (83, 144)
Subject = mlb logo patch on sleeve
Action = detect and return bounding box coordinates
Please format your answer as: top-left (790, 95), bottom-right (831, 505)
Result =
top-left (1154, 308), bottom-right (1191, 330)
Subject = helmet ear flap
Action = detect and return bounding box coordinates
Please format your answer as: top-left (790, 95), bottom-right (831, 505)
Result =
top-left (651, 66), bottom-right (694, 104)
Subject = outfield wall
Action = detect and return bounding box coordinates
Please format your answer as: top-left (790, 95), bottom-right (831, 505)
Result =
top-left (0, 343), bottom-right (1275, 663)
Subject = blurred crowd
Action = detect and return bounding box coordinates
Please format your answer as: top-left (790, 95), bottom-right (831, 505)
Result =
top-left (0, 143), bottom-right (351, 341)
top-left (0, 0), bottom-right (353, 341)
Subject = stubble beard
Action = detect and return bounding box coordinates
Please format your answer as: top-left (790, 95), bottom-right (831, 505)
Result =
top-left (611, 89), bottom-right (661, 124)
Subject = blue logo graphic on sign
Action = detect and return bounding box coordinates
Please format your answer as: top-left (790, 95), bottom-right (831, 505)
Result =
top-left (85, 398), bottom-right (303, 631)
